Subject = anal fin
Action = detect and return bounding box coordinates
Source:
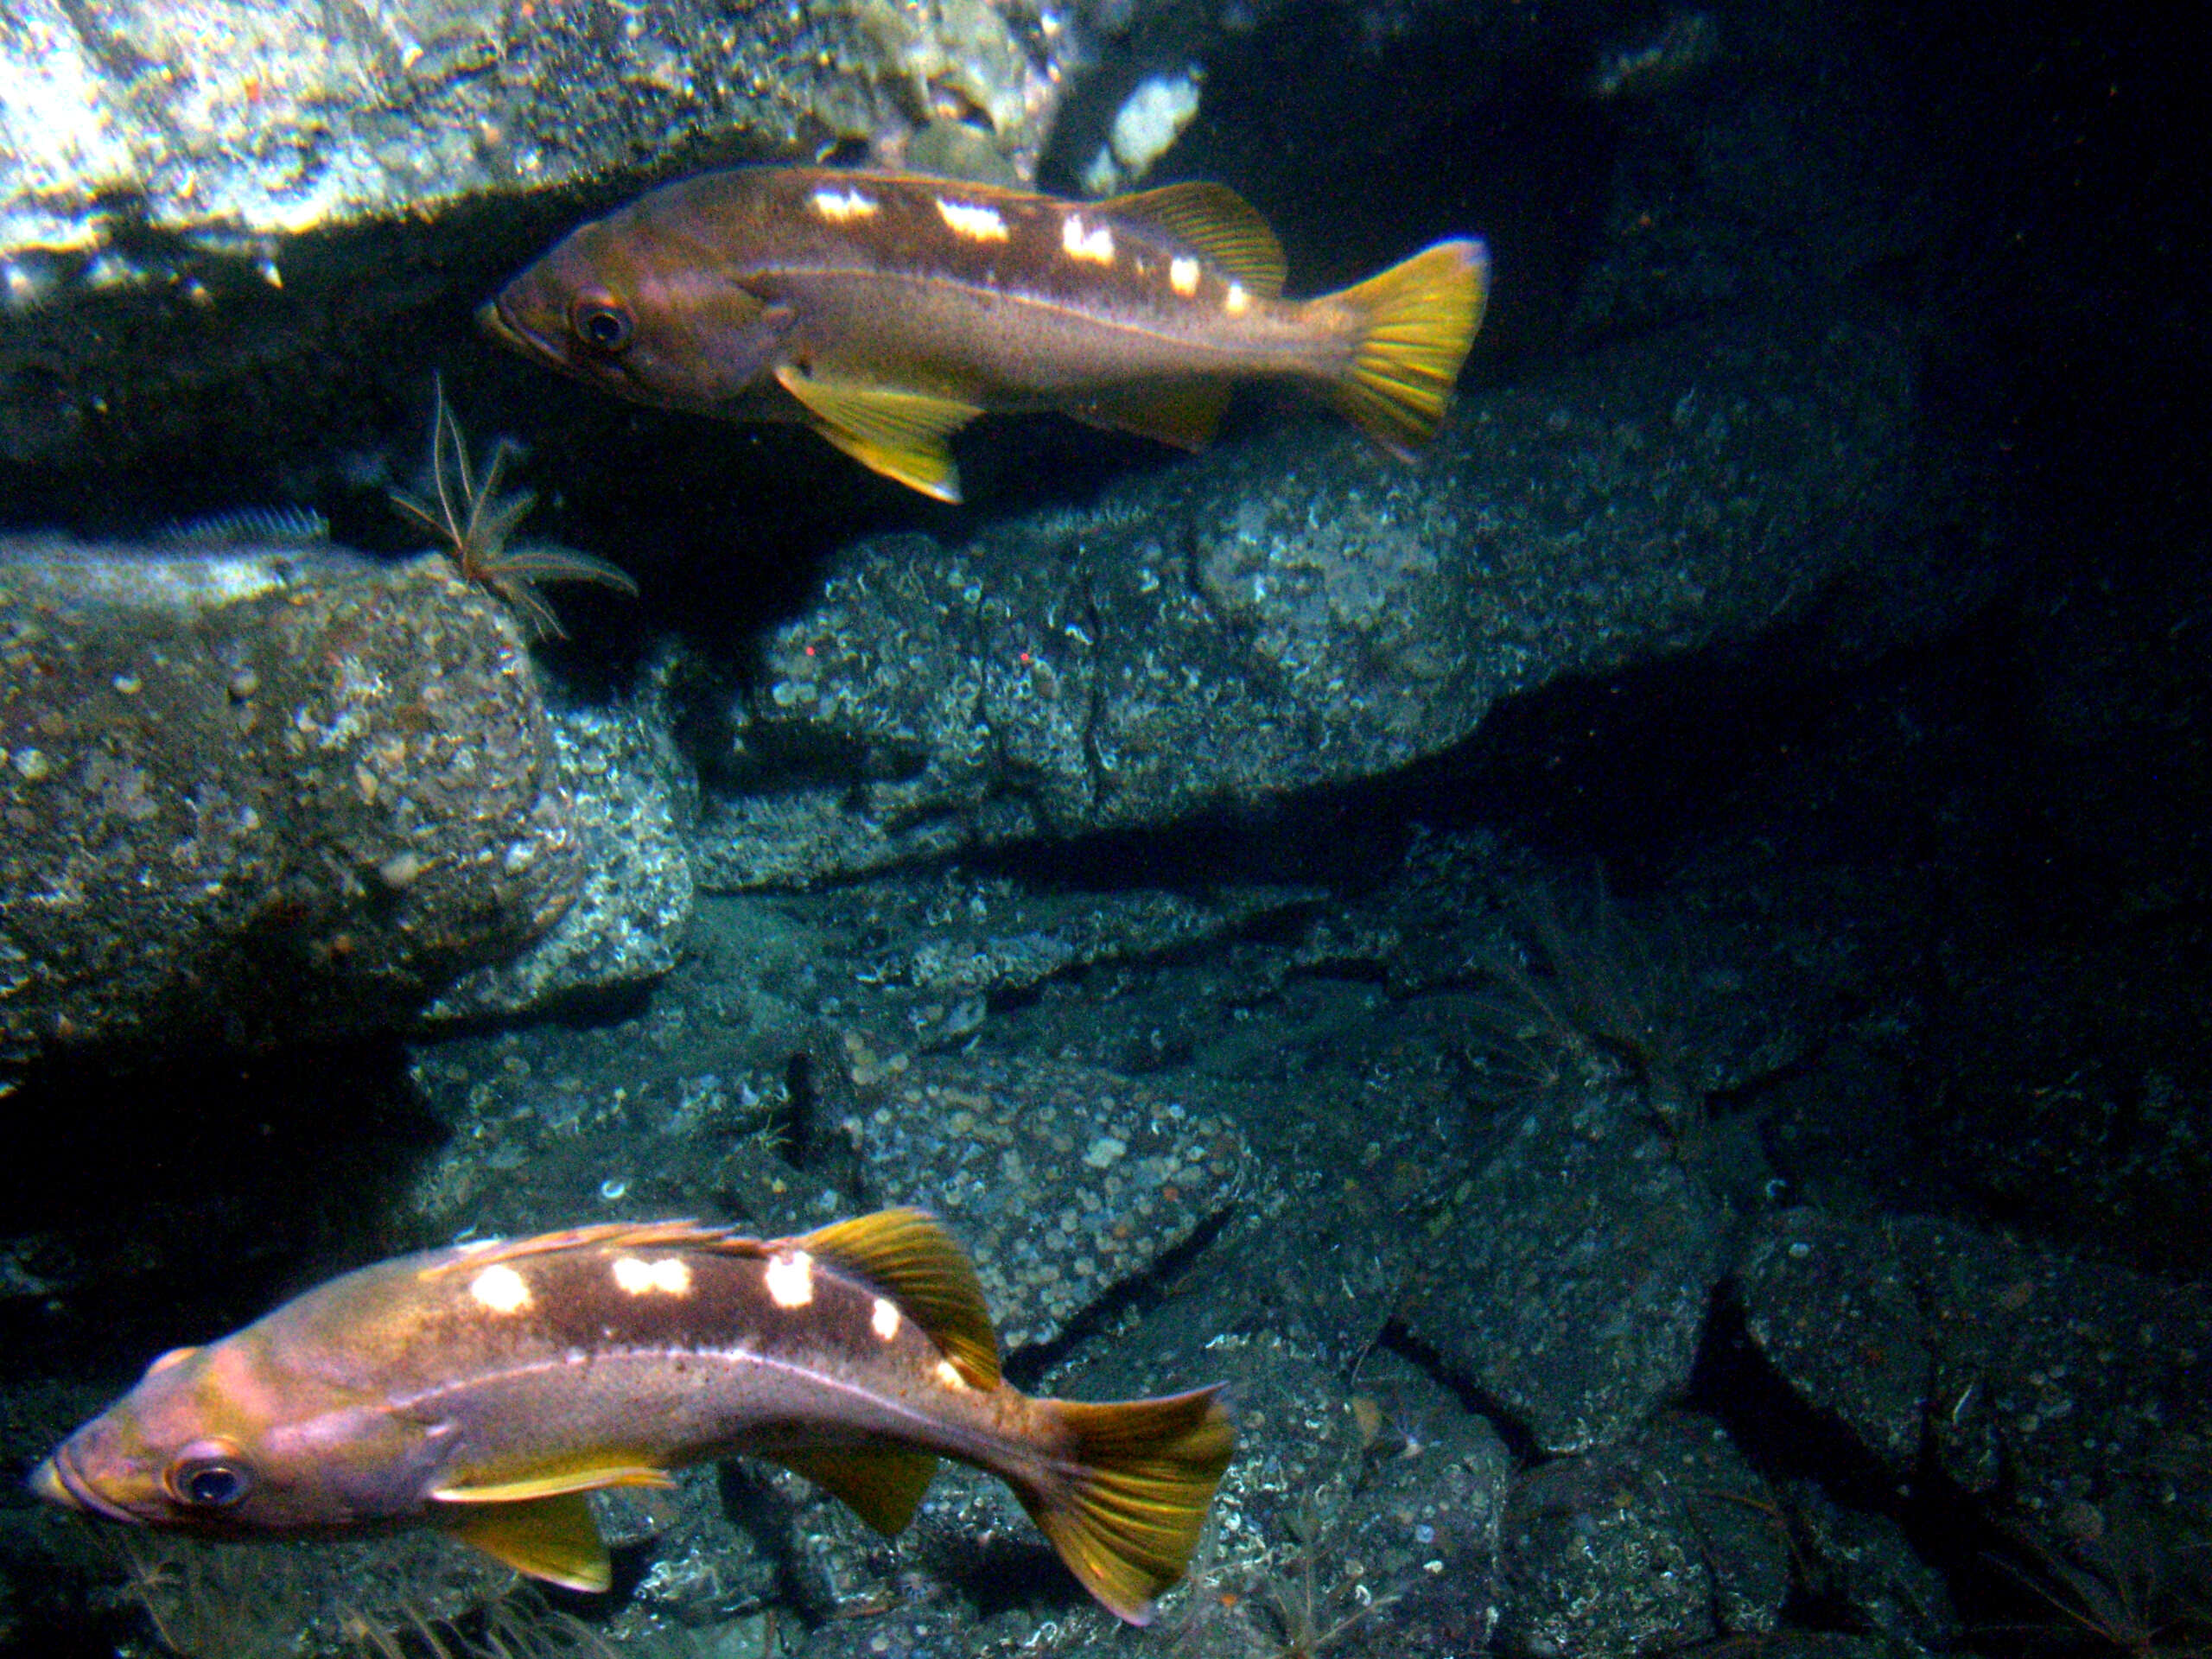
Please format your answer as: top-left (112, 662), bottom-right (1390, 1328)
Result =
top-left (773, 367), bottom-right (980, 502)
top-left (771, 1445), bottom-right (939, 1536)
top-left (448, 1491), bottom-right (613, 1592)
top-left (1068, 379), bottom-right (1230, 452)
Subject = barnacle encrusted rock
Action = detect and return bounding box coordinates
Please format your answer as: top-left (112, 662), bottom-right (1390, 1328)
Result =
top-left (691, 313), bottom-right (1920, 887)
top-left (0, 542), bottom-right (578, 1060)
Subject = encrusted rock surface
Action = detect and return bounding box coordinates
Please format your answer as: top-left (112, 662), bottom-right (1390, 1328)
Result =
top-left (0, 0), bottom-right (1070, 257)
top-left (0, 542), bottom-right (576, 1059)
top-left (693, 314), bottom-right (1917, 886)
top-left (1398, 1089), bottom-right (1735, 1454)
top-left (427, 680), bottom-right (694, 1023)
top-left (1739, 1207), bottom-right (2212, 1518)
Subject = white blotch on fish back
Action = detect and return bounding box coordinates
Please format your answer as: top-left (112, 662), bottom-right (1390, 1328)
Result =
top-left (1063, 214), bottom-right (1116, 265)
top-left (935, 1358), bottom-right (970, 1391)
top-left (811, 187), bottom-right (880, 222)
top-left (871, 1297), bottom-right (902, 1340)
top-left (765, 1249), bottom-right (816, 1308)
top-left (612, 1255), bottom-right (694, 1297)
top-left (469, 1264), bottom-right (534, 1314)
top-left (1169, 255), bottom-right (1200, 297)
top-left (937, 199), bottom-right (1009, 242)
top-left (1224, 281), bottom-right (1251, 317)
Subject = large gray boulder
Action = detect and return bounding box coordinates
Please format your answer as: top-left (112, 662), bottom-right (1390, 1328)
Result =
top-left (0, 543), bottom-right (578, 1059)
top-left (694, 313), bottom-right (1918, 887)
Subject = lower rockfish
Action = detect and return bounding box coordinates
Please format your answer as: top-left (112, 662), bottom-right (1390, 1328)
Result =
top-left (32, 1210), bottom-right (1234, 1625)
top-left (480, 166), bottom-right (1490, 501)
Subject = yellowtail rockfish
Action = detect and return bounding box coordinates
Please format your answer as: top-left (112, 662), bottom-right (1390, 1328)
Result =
top-left (480, 166), bottom-right (1490, 502)
top-left (32, 1210), bottom-right (1234, 1624)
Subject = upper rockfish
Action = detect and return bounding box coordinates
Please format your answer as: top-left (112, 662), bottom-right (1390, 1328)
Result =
top-left (33, 1209), bottom-right (1234, 1625)
top-left (480, 166), bottom-right (1490, 501)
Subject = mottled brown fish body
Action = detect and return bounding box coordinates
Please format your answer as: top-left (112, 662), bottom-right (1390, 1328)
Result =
top-left (33, 1211), bottom-right (1233, 1625)
top-left (482, 167), bottom-right (1489, 500)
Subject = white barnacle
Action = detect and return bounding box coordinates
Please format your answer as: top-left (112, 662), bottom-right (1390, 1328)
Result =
top-left (764, 1249), bottom-right (816, 1309)
top-left (871, 1296), bottom-right (902, 1340)
top-left (1168, 255), bottom-right (1201, 297)
top-left (469, 1264), bottom-right (533, 1315)
top-left (937, 198), bottom-right (1009, 242)
top-left (1063, 214), bottom-right (1116, 265)
top-left (1224, 281), bottom-right (1251, 317)
top-left (810, 187), bottom-right (879, 222)
top-left (612, 1255), bottom-right (694, 1297)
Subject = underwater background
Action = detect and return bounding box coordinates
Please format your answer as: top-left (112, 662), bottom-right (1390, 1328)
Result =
top-left (0, 0), bottom-right (2205, 1653)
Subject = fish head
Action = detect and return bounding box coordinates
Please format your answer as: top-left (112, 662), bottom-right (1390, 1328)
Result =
top-left (31, 1319), bottom-right (454, 1536)
top-left (480, 207), bottom-right (796, 413)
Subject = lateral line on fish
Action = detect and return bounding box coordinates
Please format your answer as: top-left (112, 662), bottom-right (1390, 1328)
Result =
top-left (384, 1343), bottom-right (959, 1448)
top-left (757, 264), bottom-right (1299, 365)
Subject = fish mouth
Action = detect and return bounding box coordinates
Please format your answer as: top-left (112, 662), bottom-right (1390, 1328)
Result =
top-left (474, 298), bottom-right (530, 353)
top-left (30, 1442), bottom-right (138, 1524)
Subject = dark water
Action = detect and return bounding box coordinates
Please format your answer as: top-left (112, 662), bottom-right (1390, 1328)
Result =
top-left (0, 0), bottom-right (2204, 1655)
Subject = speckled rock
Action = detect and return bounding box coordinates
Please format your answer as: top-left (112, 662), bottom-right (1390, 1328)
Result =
top-left (844, 1053), bottom-right (1260, 1351)
top-left (0, 540), bottom-right (575, 1060)
top-left (1396, 1088), bottom-right (1734, 1455)
top-left (1738, 1207), bottom-right (2212, 1521)
top-left (427, 676), bottom-right (694, 1022)
top-left (691, 313), bottom-right (1917, 886)
top-left (0, 0), bottom-right (1068, 258)
top-left (1498, 1414), bottom-right (1792, 1659)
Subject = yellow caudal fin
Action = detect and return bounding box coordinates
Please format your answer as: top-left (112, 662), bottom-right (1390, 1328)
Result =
top-left (1014, 1386), bottom-right (1236, 1626)
top-left (1324, 237), bottom-right (1490, 457)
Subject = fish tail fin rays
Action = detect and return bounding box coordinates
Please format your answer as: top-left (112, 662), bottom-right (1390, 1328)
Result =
top-left (1014, 1386), bottom-right (1236, 1626)
top-left (1323, 237), bottom-right (1490, 457)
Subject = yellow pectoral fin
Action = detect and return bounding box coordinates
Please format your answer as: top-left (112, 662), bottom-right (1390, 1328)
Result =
top-left (771, 1445), bottom-right (939, 1536)
top-left (432, 1464), bottom-right (676, 1503)
top-left (773, 367), bottom-right (980, 502)
top-left (448, 1492), bottom-right (613, 1592)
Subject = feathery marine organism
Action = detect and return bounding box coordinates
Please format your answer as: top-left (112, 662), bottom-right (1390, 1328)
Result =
top-left (480, 167), bottom-right (1490, 502)
top-left (32, 1209), bottom-right (1236, 1626)
top-left (390, 381), bottom-right (638, 639)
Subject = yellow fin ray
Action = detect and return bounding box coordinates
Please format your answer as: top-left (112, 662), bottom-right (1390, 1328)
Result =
top-left (1102, 182), bottom-right (1287, 298)
top-left (1012, 1385), bottom-right (1236, 1626)
top-left (1322, 237), bottom-right (1489, 456)
top-left (771, 1445), bottom-right (939, 1535)
top-left (432, 1461), bottom-right (675, 1504)
top-left (774, 368), bottom-right (980, 503)
top-left (792, 1208), bottom-right (1001, 1389)
top-left (448, 1492), bottom-right (612, 1592)
top-left (1067, 378), bottom-right (1230, 451)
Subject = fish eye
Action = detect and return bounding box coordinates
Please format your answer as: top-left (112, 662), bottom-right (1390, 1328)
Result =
top-left (570, 296), bottom-right (633, 353)
top-left (166, 1441), bottom-right (251, 1510)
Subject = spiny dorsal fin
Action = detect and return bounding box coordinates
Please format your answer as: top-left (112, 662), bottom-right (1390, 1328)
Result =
top-left (774, 368), bottom-right (979, 502)
top-left (771, 1446), bottom-right (940, 1535)
top-left (418, 1218), bottom-right (741, 1279)
top-left (791, 1208), bottom-right (1001, 1389)
top-left (447, 1491), bottom-right (612, 1592)
top-left (1102, 181), bottom-right (1287, 299)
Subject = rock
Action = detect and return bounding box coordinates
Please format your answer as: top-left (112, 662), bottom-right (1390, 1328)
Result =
top-left (425, 671), bottom-right (695, 1023)
top-left (692, 313), bottom-right (1916, 886)
top-left (0, 540), bottom-right (575, 1060)
top-left (841, 1052), bottom-right (1260, 1351)
top-left (1397, 1089), bottom-right (1734, 1454)
top-left (0, 0), bottom-right (1068, 258)
top-left (1498, 1414), bottom-right (1792, 1659)
top-left (1738, 1208), bottom-right (2212, 1519)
